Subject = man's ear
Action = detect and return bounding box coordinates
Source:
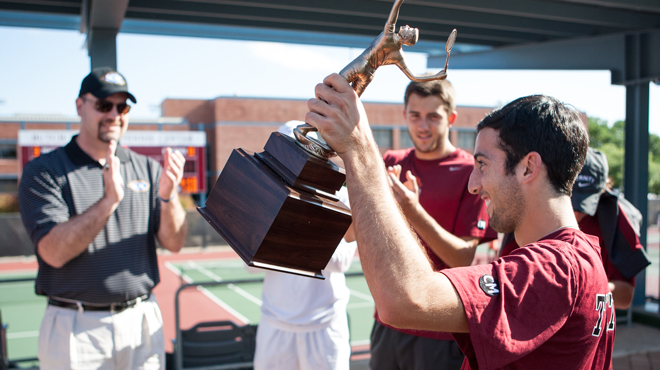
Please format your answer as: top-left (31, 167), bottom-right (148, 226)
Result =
top-left (75, 97), bottom-right (84, 116)
top-left (448, 111), bottom-right (458, 125)
top-left (518, 151), bottom-right (543, 185)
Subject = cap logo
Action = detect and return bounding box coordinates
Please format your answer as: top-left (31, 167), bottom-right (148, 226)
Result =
top-left (576, 174), bottom-right (595, 188)
top-left (127, 180), bottom-right (150, 193)
top-left (479, 274), bottom-right (500, 296)
top-left (102, 72), bottom-right (126, 86)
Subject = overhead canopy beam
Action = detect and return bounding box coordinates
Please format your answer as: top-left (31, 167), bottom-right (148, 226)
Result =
top-left (1, 0), bottom-right (658, 51)
top-left (82, 0), bottom-right (129, 70)
top-left (389, 0), bottom-right (660, 28)
top-left (552, 0), bottom-right (660, 14)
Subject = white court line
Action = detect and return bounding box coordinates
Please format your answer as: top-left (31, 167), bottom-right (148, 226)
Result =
top-left (187, 260), bottom-right (263, 306)
top-left (347, 302), bottom-right (375, 309)
top-left (7, 331), bottom-right (39, 339)
top-left (165, 261), bottom-right (193, 283)
top-left (196, 287), bottom-right (250, 325)
top-left (349, 289), bottom-right (374, 302)
top-left (164, 261), bottom-right (251, 324)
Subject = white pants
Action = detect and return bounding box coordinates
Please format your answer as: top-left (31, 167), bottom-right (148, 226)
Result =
top-left (38, 295), bottom-right (165, 370)
top-left (253, 315), bottom-right (350, 370)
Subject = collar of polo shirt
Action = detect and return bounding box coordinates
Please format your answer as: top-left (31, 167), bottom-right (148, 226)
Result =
top-left (65, 135), bottom-right (130, 168)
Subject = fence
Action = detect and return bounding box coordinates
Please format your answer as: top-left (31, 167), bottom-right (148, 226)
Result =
top-left (0, 211), bottom-right (227, 258)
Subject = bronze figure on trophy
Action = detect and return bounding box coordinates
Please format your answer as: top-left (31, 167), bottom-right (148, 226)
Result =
top-left (295, 0), bottom-right (457, 160)
top-left (198, 0), bottom-right (457, 278)
top-left (340, 0), bottom-right (457, 97)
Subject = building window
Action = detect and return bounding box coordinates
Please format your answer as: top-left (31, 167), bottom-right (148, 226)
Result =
top-left (399, 128), bottom-right (414, 149)
top-left (372, 128), bottom-right (393, 150)
top-left (456, 130), bottom-right (477, 150)
top-left (0, 144), bottom-right (16, 159)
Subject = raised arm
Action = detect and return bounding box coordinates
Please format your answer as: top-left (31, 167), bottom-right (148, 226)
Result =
top-left (24, 142), bottom-right (124, 268)
top-left (385, 0), bottom-right (404, 31)
top-left (305, 73), bottom-right (468, 333)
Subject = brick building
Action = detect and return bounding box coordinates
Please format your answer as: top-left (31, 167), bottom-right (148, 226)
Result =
top-left (0, 96), bottom-right (551, 196)
top-left (0, 115), bottom-right (188, 192)
top-left (160, 97), bottom-right (495, 189)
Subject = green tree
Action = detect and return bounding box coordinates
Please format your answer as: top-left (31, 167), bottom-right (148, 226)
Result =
top-left (587, 116), bottom-right (660, 194)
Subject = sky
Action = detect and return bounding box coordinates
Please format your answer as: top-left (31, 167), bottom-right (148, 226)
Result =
top-left (0, 25), bottom-right (659, 134)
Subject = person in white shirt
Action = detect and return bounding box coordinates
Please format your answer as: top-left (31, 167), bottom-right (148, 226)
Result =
top-left (250, 121), bottom-right (358, 370)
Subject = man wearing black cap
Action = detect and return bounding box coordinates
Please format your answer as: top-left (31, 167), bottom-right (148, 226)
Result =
top-left (571, 147), bottom-right (650, 309)
top-left (19, 67), bottom-right (188, 369)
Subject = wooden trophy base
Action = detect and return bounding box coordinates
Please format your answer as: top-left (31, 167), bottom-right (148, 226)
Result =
top-left (197, 132), bottom-right (352, 279)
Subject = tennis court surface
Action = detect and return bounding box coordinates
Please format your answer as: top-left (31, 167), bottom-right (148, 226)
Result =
top-left (0, 246), bottom-right (374, 368)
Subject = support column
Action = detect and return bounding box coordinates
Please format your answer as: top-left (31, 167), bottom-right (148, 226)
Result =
top-left (623, 33), bottom-right (651, 307)
top-left (88, 28), bottom-right (118, 70)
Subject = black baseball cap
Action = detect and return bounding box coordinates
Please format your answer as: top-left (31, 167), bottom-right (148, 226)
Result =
top-left (571, 147), bottom-right (608, 216)
top-left (78, 67), bottom-right (137, 103)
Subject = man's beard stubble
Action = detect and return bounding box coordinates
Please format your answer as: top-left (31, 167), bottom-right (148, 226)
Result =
top-left (413, 135), bottom-right (441, 154)
top-left (97, 118), bottom-right (123, 143)
top-left (488, 177), bottom-right (524, 234)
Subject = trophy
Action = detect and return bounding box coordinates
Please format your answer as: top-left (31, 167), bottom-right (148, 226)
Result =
top-left (197, 0), bottom-right (457, 279)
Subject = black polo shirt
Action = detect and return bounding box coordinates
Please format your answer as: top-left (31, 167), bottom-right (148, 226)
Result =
top-left (19, 136), bottom-right (162, 304)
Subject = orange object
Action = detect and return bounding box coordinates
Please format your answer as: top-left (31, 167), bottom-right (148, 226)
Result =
top-left (180, 177), bottom-right (198, 193)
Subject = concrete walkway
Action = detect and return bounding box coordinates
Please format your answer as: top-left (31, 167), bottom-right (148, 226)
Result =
top-left (612, 323), bottom-right (660, 369)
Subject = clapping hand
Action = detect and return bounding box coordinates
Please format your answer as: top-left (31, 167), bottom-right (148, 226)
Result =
top-left (387, 164), bottom-right (420, 214)
top-left (103, 140), bottom-right (124, 208)
top-left (159, 147), bottom-right (186, 201)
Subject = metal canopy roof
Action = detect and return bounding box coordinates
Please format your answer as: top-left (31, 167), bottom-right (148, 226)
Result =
top-left (0, 0), bottom-right (658, 56)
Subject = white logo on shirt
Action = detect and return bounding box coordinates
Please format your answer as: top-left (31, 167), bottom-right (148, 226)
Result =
top-left (449, 166), bottom-right (462, 172)
top-left (127, 180), bottom-right (150, 193)
top-left (479, 274), bottom-right (499, 296)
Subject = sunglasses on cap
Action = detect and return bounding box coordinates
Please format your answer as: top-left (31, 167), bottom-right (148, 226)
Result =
top-left (83, 97), bottom-right (131, 115)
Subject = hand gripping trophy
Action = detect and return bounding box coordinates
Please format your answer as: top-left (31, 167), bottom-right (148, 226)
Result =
top-left (294, 0), bottom-right (457, 159)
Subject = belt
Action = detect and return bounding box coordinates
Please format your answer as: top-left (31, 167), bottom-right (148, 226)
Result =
top-left (47, 294), bottom-right (150, 314)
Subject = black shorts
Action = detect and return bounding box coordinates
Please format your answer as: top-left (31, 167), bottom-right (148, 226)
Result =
top-left (369, 321), bottom-right (464, 370)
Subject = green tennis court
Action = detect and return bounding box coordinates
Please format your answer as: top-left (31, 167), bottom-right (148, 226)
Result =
top-left (0, 255), bottom-right (375, 368)
top-left (0, 270), bottom-right (42, 366)
top-left (167, 258), bottom-right (375, 346)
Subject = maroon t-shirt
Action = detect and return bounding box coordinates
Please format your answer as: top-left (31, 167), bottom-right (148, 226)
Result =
top-left (376, 148), bottom-right (497, 340)
top-left (579, 204), bottom-right (642, 285)
top-left (444, 229), bottom-right (614, 369)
